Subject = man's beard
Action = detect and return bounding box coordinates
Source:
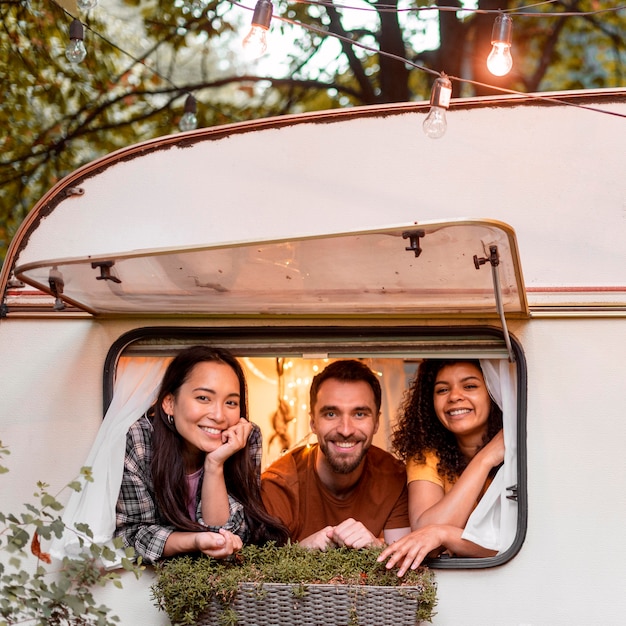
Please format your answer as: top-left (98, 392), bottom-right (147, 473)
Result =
top-left (318, 438), bottom-right (369, 474)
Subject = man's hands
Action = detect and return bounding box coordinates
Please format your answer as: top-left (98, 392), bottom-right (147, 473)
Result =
top-left (299, 518), bottom-right (382, 550)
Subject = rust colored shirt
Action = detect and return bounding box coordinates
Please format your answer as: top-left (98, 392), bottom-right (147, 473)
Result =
top-left (261, 444), bottom-right (409, 542)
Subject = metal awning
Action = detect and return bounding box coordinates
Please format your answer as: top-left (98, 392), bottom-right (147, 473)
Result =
top-left (14, 219), bottom-right (528, 319)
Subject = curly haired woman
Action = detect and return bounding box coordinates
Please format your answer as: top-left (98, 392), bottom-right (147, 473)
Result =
top-left (378, 359), bottom-right (504, 575)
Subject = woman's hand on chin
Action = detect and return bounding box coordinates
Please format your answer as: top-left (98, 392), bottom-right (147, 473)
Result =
top-left (205, 418), bottom-right (253, 469)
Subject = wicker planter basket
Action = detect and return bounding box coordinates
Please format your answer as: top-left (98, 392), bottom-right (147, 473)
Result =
top-left (153, 545), bottom-right (437, 625)
top-left (197, 582), bottom-right (428, 626)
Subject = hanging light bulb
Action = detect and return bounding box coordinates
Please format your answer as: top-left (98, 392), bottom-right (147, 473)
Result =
top-left (242, 0), bottom-right (273, 58)
top-left (65, 19), bottom-right (87, 64)
top-left (179, 94), bottom-right (198, 132)
top-left (77, 0), bottom-right (98, 10)
top-left (487, 13), bottom-right (513, 77)
top-left (422, 75), bottom-right (452, 139)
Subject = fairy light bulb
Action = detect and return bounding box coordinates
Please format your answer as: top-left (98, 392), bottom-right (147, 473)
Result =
top-left (422, 75), bottom-right (452, 139)
top-left (77, 0), bottom-right (98, 10)
top-left (487, 14), bottom-right (513, 77)
top-left (179, 94), bottom-right (198, 132)
top-left (65, 19), bottom-right (87, 64)
top-left (242, 0), bottom-right (272, 58)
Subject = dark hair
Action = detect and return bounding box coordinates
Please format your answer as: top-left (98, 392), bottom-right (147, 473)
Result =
top-left (150, 345), bottom-right (288, 545)
top-left (392, 359), bottom-right (502, 483)
top-left (309, 359), bottom-right (382, 415)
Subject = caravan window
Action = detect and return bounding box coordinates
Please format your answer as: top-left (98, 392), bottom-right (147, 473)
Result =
top-left (104, 325), bottom-right (527, 569)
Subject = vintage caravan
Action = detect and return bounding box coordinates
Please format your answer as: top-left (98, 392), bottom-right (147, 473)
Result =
top-left (1, 88), bottom-right (625, 625)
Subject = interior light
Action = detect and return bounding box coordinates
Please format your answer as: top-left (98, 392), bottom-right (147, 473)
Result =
top-left (65, 19), bottom-right (87, 64)
top-left (422, 75), bottom-right (452, 139)
top-left (487, 13), bottom-right (513, 77)
top-left (242, 0), bottom-right (273, 58)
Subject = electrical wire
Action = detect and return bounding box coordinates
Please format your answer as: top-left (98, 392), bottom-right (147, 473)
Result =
top-left (48, 0), bottom-right (626, 120)
top-left (249, 1), bottom-right (626, 119)
top-left (50, 0), bottom-right (184, 92)
top-left (280, 0), bottom-right (626, 18)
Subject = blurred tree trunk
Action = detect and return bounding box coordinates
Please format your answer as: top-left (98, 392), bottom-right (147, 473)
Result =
top-left (377, 0), bottom-right (410, 102)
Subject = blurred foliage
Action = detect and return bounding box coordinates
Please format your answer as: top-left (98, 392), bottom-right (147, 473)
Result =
top-left (1, 0), bottom-right (624, 265)
top-left (0, 440), bottom-right (144, 625)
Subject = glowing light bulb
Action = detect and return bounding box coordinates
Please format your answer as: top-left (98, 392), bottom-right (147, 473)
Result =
top-left (65, 19), bottom-right (87, 64)
top-left (487, 14), bottom-right (513, 77)
top-left (487, 43), bottom-right (513, 76)
top-left (422, 75), bottom-right (452, 139)
top-left (179, 94), bottom-right (198, 132)
top-left (243, 26), bottom-right (268, 58)
top-left (77, 0), bottom-right (98, 10)
top-left (242, 0), bottom-right (273, 58)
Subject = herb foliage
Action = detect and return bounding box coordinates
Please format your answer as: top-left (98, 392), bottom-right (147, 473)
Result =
top-left (153, 542), bottom-right (437, 625)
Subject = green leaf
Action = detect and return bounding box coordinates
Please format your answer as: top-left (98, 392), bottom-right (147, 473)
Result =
top-left (74, 522), bottom-right (94, 538)
top-left (40, 493), bottom-right (64, 510)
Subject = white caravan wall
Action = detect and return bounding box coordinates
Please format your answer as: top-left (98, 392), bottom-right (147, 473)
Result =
top-left (2, 315), bottom-right (626, 625)
top-left (12, 96), bottom-right (626, 296)
top-left (1, 92), bottom-right (625, 625)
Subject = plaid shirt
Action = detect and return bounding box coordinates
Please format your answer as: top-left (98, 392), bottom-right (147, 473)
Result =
top-left (115, 414), bottom-right (262, 564)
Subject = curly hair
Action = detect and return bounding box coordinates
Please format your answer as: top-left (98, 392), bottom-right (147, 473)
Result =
top-left (392, 359), bottom-right (502, 484)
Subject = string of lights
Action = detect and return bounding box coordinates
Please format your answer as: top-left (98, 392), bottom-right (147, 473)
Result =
top-left (52, 0), bottom-right (182, 90)
top-left (263, 0), bottom-right (626, 18)
top-left (248, 2), bottom-right (626, 128)
top-left (238, 0), bottom-right (626, 136)
top-left (51, 0), bottom-right (626, 136)
top-left (51, 0), bottom-right (219, 131)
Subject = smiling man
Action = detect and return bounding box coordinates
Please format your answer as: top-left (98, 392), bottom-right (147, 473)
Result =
top-left (260, 360), bottom-right (410, 550)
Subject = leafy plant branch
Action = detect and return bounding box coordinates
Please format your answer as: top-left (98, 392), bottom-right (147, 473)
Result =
top-left (0, 440), bottom-right (144, 626)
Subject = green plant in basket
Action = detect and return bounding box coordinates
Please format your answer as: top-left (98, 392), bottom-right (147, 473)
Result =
top-left (152, 542), bottom-right (437, 625)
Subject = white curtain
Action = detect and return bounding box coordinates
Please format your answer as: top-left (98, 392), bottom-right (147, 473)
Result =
top-left (50, 356), bottom-right (169, 564)
top-left (461, 358), bottom-right (518, 553)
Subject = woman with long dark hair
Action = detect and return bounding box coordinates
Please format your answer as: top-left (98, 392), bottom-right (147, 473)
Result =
top-left (379, 359), bottom-right (504, 575)
top-left (115, 346), bottom-right (288, 564)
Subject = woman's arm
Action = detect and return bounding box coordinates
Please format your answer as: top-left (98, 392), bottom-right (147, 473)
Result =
top-left (200, 418), bottom-right (253, 526)
top-left (115, 418), bottom-right (177, 563)
top-left (412, 430), bottom-right (504, 529)
top-left (378, 524), bottom-right (497, 576)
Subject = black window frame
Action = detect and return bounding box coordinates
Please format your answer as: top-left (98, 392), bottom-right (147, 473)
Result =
top-left (103, 324), bottom-right (527, 569)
